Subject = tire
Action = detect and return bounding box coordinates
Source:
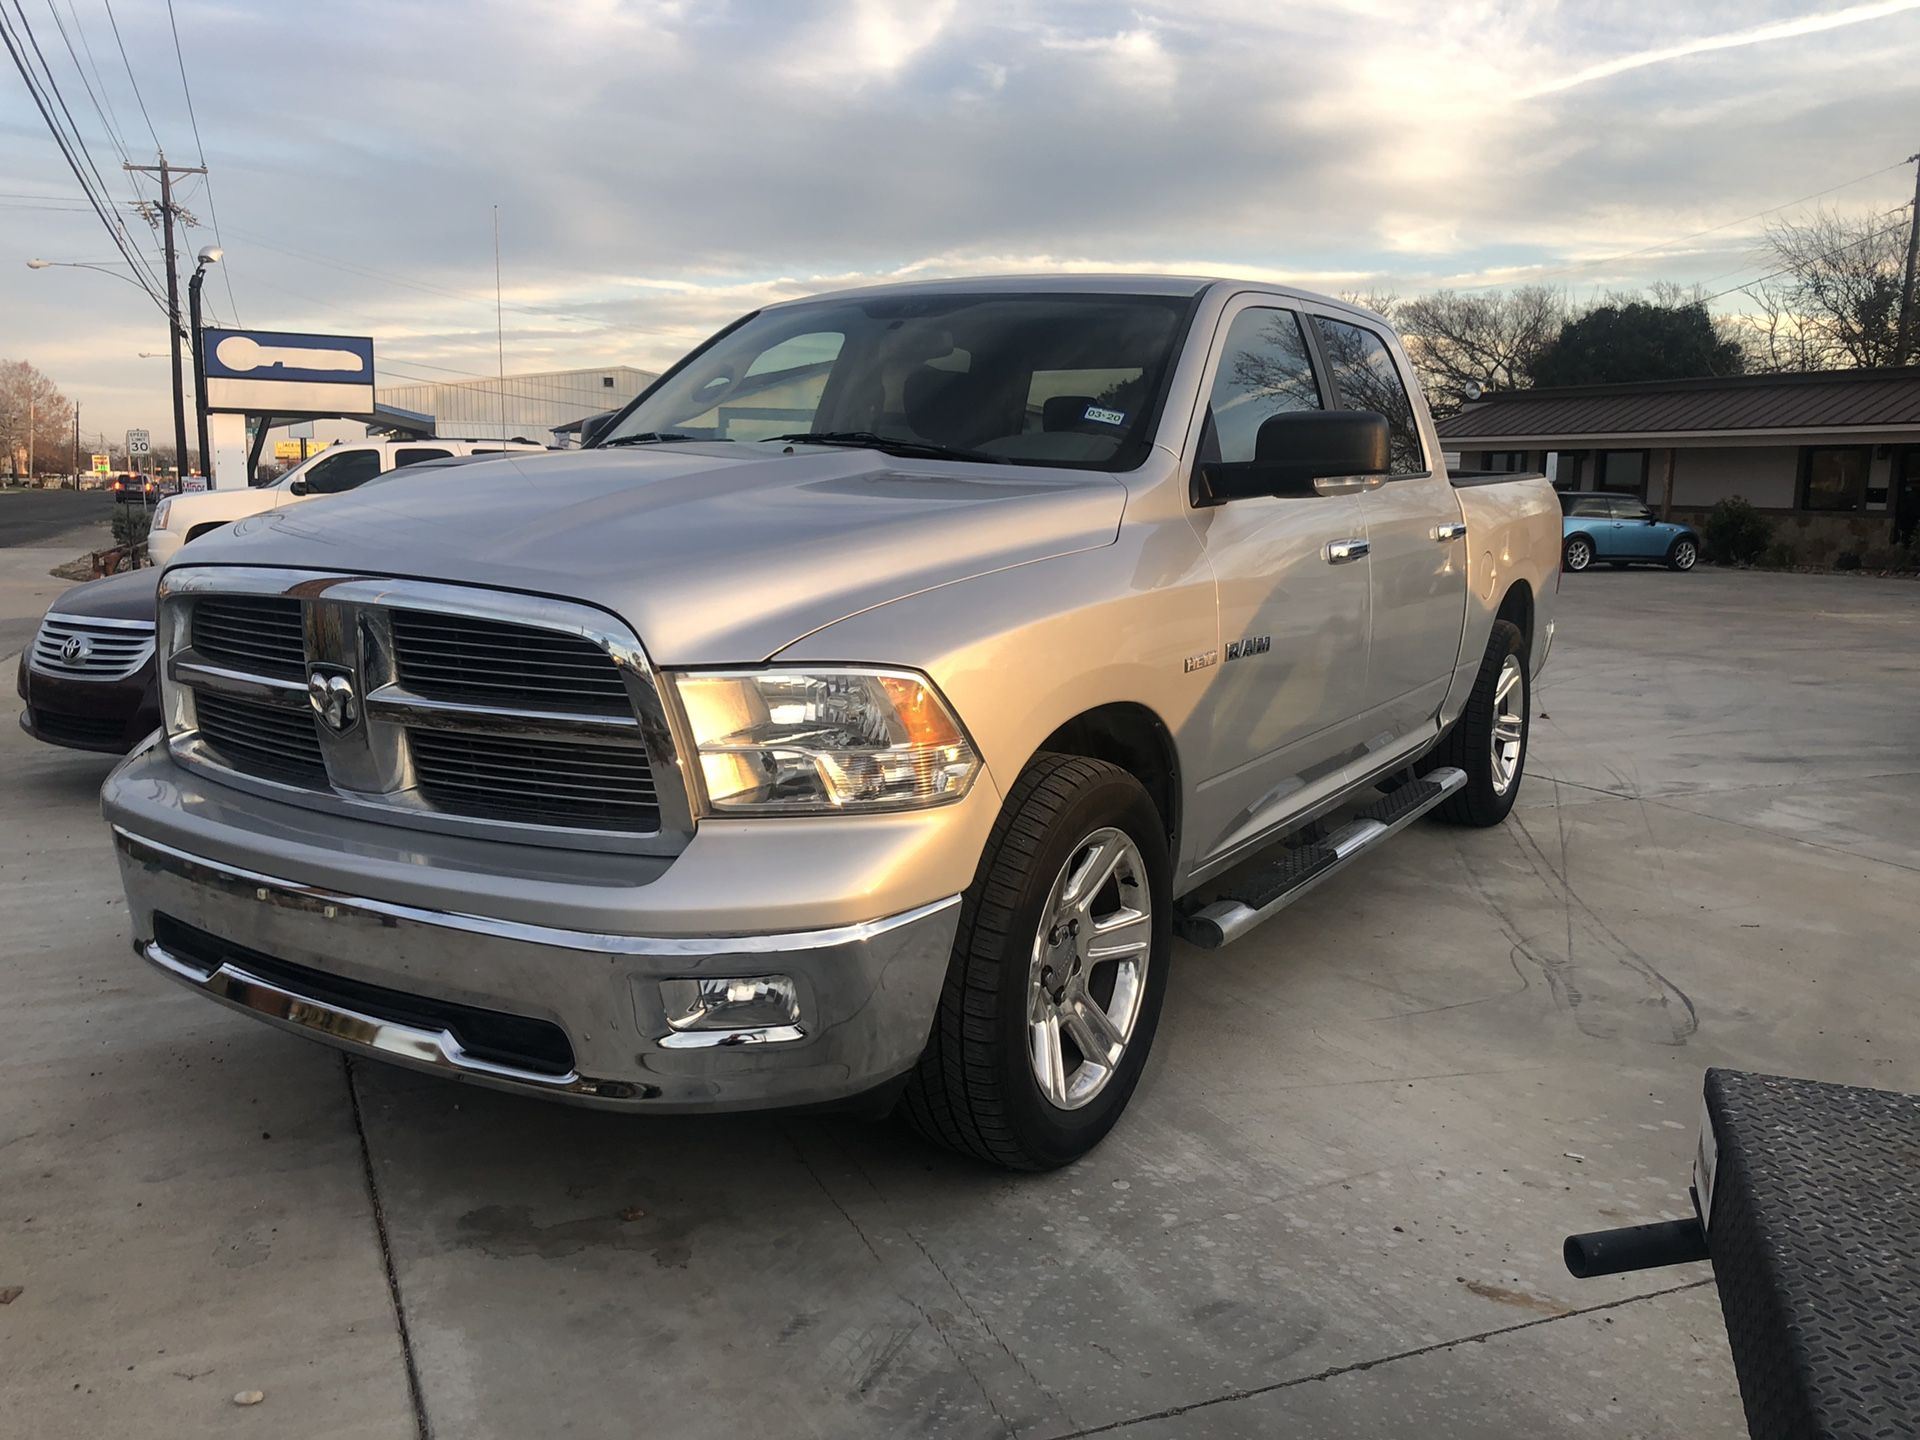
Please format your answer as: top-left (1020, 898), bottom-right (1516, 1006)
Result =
top-left (1428, 619), bottom-right (1529, 827)
top-left (1668, 535), bottom-right (1699, 571)
top-left (900, 753), bottom-right (1172, 1170)
top-left (1563, 535), bottom-right (1594, 572)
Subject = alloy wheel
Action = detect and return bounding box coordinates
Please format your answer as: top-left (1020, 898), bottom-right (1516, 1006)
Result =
top-left (1026, 827), bottom-right (1152, 1111)
top-left (1490, 654), bottom-right (1526, 795)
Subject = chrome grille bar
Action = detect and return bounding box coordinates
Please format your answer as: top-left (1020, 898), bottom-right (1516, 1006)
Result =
top-left (30, 613), bottom-right (156, 681)
top-left (155, 567), bottom-right (694, 856)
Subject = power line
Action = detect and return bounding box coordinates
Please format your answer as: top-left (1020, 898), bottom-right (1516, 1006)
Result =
top-left (98, 0), bottom-right (157, 150)
top-left (4, 0), bottom-right (152, 287)
top-left (1456, 159), bottom-right (1916, 293)
top-left (63, 0), bottom-right (127, 162)
top-left (1702, 210), bottom-right (1914, 305)
top-left (163, 0), bottom-right (237, 325)
top-left (0, 3), bottom-right (166, 308)
top-left (41, 0), bottom-right (127, 168)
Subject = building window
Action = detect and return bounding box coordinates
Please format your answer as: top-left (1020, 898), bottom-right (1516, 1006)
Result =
top-left (1483, 450), bottom-right (1527, 472)
top-left (602, 375), bottom-right (615, 387)
top-left (1800, 446), bottom-right (1869, 512)
top-left (1593, 450), bottom-right (1649, 497)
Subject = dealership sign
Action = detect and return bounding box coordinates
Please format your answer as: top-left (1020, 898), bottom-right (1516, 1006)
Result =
top-left (202, 329), bottom-right (375, 415)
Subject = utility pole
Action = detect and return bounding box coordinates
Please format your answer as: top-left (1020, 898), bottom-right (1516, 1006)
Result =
top-left (1898, 151), bottom-right (1920, 368)
top-left (72, 401), bottom-right (78, 489)
top-left (124, 154), bottom-right (205, 481)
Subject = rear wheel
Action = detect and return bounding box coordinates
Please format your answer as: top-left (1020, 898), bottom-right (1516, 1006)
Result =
top-left (1564, 536), bottom-right (1594, 572)
top-left (1668, 536), bottom-right (1699, 571)
top-left (1429, 620), bottom-right (1529, 827)
top-left (900, 754), bottom-right (1171, 1170)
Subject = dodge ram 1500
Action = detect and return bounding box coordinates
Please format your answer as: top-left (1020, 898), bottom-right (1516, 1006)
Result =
top-left (103, 275), bottom-right (1560, 1169)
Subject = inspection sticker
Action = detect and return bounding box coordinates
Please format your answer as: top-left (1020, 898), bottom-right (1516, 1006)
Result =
top-left (1083, 405), bottom-right (1126, 426)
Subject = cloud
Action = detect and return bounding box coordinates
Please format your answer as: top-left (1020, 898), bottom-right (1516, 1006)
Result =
top-left (1518, 0), bottom-right (1920, 99)
top-left (3, 0), bottom-right (1919, 434)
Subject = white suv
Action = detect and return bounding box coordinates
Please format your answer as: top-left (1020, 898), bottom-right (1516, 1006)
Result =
top-left (148, 438), bottom-right (546, 566)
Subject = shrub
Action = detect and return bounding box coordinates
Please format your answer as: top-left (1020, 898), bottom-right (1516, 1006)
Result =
top-left (1834, 550), bottom-right (1862, 571)
top-left (1799, 535), bottom-right (1836, 567)
top-left (1760, 541), bottom-right (1798, 569)
top-left (110, 506), bottom-right (151, 548)
top-left (1701, 496), bottom-right (1773, 564)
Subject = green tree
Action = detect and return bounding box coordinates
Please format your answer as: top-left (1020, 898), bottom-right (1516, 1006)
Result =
top-left (1531, 301), bottom-right (1744, 388)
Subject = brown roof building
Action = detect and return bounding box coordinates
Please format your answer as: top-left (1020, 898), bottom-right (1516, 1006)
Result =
top-left (1436, 368), bottom-right (1920, 555)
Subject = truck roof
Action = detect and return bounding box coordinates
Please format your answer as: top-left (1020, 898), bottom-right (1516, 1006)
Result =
top-left (778, 272), bottom-right (1380, 319)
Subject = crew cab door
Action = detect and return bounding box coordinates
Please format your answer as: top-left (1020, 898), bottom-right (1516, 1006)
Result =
top-left (1307, 313), bottom-right (1466, 741)
top-left (1182, 300), bottom-right (1373, 866)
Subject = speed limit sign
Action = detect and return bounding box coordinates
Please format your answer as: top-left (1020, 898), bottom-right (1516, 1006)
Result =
top-left (126, 429), bottom-right (151, 458)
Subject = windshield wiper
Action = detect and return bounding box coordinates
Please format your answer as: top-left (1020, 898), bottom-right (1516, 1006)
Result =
top-left (768, 432), bottom-right (1006, 465)
top-left (597, 432), bottom-right (723, 447)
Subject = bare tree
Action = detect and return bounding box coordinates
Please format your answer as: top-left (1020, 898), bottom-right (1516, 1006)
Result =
top-left (1742, 206), bottom-right (1910, 370)
top-left (1391, 287), bottom-right (1568, 413)
top-left (0, 359), bottom-right (77, 478)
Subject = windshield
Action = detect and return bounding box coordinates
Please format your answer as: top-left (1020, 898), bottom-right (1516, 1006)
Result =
top-left (598, 291), bottom-right (1195, 471)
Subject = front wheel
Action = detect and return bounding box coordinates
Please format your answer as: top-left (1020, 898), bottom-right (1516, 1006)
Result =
top-left (1564, 536), bottom-right (1594, 572)
top-left (900, 754), bottom-right (1171, 1170)
top-left (1668, 536), bottom-right (1699, 571)
top-left (1428, 619), bottom-right (1530, 827)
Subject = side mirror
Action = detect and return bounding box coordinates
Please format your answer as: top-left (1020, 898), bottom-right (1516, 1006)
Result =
top-left (1203, 410), bottom-right (1390, 503)
top-left (288, 479), bottom-right (309, 496)
top-left (579, 411), bottom-right (617, 448)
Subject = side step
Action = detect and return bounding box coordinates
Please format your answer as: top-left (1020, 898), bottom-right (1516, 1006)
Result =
top-left (1175, 767), bottom-right (1467, 949)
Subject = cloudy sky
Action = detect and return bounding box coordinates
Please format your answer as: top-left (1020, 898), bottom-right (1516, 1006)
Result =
top-left (5, 0), bottom-right (1920, 438)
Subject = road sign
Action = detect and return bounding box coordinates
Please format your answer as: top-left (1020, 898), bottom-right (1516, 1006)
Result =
top-left (126, 428), bottom-right (151, 457)
top-left (202, 329), bottom-right (375, 415)
top-left (91, 454), bottom-right (110, 475)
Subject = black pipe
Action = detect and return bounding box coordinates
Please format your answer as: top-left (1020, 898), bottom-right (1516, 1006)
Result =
top-left (1564, 1217), bottom-right (1709, 1278)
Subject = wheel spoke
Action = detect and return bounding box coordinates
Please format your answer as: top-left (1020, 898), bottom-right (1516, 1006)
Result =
top-left (1493, 717), bottom-right (1523, 744)
top-left (1062, 996), bottom-right (1126, 1069)
top-left (1063, 833), bottom-right (1128, 911)
top-left (1087, 905), bottom-right (1151, 960)
top-left (1494, 666), bottom-right (1521, 706)
top-left (1028, 1015), bottom-right (1070, 1107)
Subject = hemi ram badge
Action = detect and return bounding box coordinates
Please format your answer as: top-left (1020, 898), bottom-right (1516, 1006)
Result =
top-left (1224, 635), bottom-right (1272, 662)
top-left (1184, 650), bottom-right (1218, 673)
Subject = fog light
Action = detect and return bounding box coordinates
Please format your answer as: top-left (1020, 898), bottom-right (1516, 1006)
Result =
top-left (658, 975), bottom-right (801, 1045)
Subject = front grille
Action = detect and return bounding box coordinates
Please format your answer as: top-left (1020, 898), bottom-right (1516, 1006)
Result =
top-left (190, 595), bottom-right (306, 680)
top-left (390, 610), bottom-right (632, 714)
top-left (31, 615), bottom-right (154, 680)
top-left (193, 689), bottom-right (328, 784)
top-left (152, 915), bottom-right (576, 1077)
top-left (409, 728), bottom-right (661, 832)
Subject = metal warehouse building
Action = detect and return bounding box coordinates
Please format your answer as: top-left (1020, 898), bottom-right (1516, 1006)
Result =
top-left (374, 365), bottom-right (657, 443)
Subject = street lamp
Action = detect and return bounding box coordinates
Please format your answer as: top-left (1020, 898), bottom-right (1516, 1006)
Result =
top-left (25, 257), bottom-right (152, 293)
top-left (189, 245), bottom-right (222, 483)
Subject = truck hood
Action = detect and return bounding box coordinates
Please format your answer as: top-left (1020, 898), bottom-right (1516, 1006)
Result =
top-left (185, 446), bottom-right (1126, 663)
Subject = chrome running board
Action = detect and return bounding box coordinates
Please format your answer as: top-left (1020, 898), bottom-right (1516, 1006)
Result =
top-left (1176, 767), bottom-right (1467, 949)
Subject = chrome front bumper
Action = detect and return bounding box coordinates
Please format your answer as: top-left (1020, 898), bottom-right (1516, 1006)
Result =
top-left (112, 827), bottom-right (961, 1112)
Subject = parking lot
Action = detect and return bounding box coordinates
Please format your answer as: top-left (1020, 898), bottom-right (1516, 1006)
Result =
top-left (4, 556), bottom-right (1917, 1440)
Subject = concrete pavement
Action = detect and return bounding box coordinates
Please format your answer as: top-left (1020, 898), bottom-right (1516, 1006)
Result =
top-left (4, 564), bottom-right (1917, 1438)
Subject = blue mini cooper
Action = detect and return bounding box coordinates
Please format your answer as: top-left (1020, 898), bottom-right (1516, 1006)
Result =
top-left (1560, 492), bottom-right (1700, 573)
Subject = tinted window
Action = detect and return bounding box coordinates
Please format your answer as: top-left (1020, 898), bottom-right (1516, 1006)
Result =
top-left (1204, 308), bottom-right (1322, 465)
top-left (300, 449), bottom-right (384, 494)
top-left (1564, 494), bottom-right (1612, 518)
top-left (1595, 449), bottom-right (1648, 497)
top-left (394, 447), bottom-right (453, 468)
top-left (1612, 499), bottom-right (1652, 521)
top-left (601, 293), bottom-right (1193, 471)
top-left (1311, 317), bottom-right (1424, 475)
top-left (1802, 447), bottom-right (1868, 512)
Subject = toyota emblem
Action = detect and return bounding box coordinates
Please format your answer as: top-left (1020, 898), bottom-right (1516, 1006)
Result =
top-left (60, 634), bottom-right (93, 665)
top-left (306, 663), bottom-right (360, 735)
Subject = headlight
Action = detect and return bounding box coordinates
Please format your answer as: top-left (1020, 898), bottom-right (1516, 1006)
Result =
top-left (672, 668), bottom-right (979, 814)
top-left (151, 498), bottom-right (172, 531)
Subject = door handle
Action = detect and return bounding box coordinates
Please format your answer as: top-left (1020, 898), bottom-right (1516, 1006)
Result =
top-left (1431, 521), bottom-right (1467, 542)
top-left (1324, 538), bottom-right (1369, 564)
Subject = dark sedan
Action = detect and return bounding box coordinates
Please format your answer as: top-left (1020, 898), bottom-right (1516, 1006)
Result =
top-left (16, 568), bottom-right (161, 753)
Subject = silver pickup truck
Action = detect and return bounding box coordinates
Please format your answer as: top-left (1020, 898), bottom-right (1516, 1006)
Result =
top-left (103, 275), bottom-right (1559, 1169)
